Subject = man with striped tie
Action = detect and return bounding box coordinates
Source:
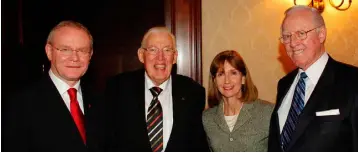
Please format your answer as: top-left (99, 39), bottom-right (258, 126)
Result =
top-left (268, 5), bottom-right (358, 151)
top-left (105, 27), bottom-right (209, 151)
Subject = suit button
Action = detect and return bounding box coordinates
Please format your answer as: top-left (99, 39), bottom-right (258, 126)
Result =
top-left (229, 138), bottom-right (234, 141)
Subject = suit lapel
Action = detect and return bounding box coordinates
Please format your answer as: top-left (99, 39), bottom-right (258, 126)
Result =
top-left (41, 75), bottom-right (85, 145)
top-left (213, 102), bottom-right (231, 134)
top-left (81, 83), bottom-right (92, 124)
top-left (81, 86), bottom-right (90, 118)
top-left (287, 57), bottom-right (336, 150)
top-left (81, 83), bottom-right (101, 149)
top-left (212, 102), bottom-right (253, 133)
top-left (81, 82), bottom-right (96, 146)
top-left (273, 69), bottom-right (298, 147)
top-left (42, 75), bottom-right (72, 115)
top-left (232, 103), bottom-right (253, 132)
top-left (136, 70), bottom-right (152, 150)
top-left (166, 74), bottom-right (181, 151)
top-left (277, 69), bottom-right (299, 108)
top-left (42, 75), bottom-right (75, 124)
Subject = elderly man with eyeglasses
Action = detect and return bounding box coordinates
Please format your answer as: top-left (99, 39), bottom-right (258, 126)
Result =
top-left (268, 5), bottom-right (358, 152)
top-left (104, 27), bottom-right (210, 151)
top-left (2, 21), bottom-right (104, 151)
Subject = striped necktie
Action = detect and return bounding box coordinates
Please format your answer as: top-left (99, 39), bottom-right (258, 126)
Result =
top-left (147, 87), bottom-right (163, 152)
top-left (280, 72), bottom-right (308, 151)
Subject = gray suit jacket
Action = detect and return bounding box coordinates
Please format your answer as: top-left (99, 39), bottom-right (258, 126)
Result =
top-left (203, 99), bottom-right (274, 152)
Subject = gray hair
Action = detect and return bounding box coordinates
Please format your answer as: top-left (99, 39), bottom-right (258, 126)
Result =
top-left (47, 20), bottom-right (93, 49)
top-left (140, 27), bottom-right (176, 49)
top-left (281, 5), bottom-right (326, 34)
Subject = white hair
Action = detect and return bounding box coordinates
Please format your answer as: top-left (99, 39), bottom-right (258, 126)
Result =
top-left (140, 27), bottom-right (176, 49)
top-left (283, 5), bottom-right (326, 28)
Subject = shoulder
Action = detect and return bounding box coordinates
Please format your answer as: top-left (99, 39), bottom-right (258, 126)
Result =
top-left (252, 99), bottom-right (274, 108)
top-left (108, 69), bottom-right (144, 83)
top-left (278, 69), bottom-right (298, 86)
top-left (5, 76), bottom-right (51, 109)
top-left (172, 74), bottom-right (204, 91)
top-left (15, 76), bottom-right (52, 97)
top-left (106, 69), bottom-right (144, 89)
top-left (327, 58), bottom-right (358, 90)
top-left (202, 106), bottom-right (218, 123)
top-left (203, 106), bottom-right (217, 117)
top-left (333, 59), bottom-right (358, 78)
top-left (249, 99), bottom-right (274, 118)
top-left (243, 99), bottom-right (274, 133)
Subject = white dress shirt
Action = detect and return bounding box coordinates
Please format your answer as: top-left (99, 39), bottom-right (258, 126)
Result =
top-left (49, 70), bottom-right (85, 114)
top-left (278, 52), bottom-right (329, 133)
top-left (144, 72), bottom-right (173, 151)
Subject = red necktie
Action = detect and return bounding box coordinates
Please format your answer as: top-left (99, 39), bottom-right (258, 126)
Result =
top-left (67, 88), bottom-right (86, 145)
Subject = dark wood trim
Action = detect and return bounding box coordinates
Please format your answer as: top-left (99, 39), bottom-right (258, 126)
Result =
top-left (165, 0), bottom-right (202, 84)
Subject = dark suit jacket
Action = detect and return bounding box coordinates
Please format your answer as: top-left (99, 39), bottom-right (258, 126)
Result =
top-left (104, 69), bottom-right (209, 151)
top-left (2, 74), bottom-right (104, 151)
top-left (268, 57), bottom-right (358, 151)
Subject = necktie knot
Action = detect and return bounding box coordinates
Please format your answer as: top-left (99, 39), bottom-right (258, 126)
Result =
top-left (300, 72), bottom-right (308, 79)
top-left (67, 88), bottom-right (77, 101)
top-left (150, 87), bottom-right (162, 97)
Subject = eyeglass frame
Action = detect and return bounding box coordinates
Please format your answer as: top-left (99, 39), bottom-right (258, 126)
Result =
top-left (279, 25), bottom-right (323, 44)
top-left (141, 46), bottom-right (176, 56)
top-left (50, 44), bottom-right (92, 57)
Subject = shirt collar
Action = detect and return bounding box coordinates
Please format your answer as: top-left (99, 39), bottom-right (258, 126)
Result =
top-left (144, 71), bottom-right (171, 92)
top-left (300, 52), bottom-right (329, 85)
top-left (49, 69), bottom-right (82, 95)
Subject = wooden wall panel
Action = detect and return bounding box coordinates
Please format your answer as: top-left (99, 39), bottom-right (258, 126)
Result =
top-left (165, 0), bottom-right (202, 84)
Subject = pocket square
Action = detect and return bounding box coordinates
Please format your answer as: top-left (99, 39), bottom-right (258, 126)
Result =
top-left (315, 109), bottom-right (340, 116)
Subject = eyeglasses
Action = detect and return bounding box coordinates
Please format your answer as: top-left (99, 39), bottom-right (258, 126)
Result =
top-left (279, 26), bottom-right (322, 44)
top-left (52, 45), bottom-right (91, 57)
top-left (142, 47), bottom-right (176, 56)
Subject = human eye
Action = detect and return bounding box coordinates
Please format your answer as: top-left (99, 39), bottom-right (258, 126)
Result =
top-left (74, 50), bottom-right (85, 56)
top-left (282, 34), bottom-right (291, 40)
top-left (78, 49), bottom-right (89, 53)
top-left (60, 48), bottom-right (71, 53)
top-left (147, 47), bottom-right (158, 52)
top-left (231, 70), bottom-right (239, 76)
top-left (163, 48), bottom-right (173, 52)
top-left (216, 71), bottom-right (224, 77)
top-left (297, 31), bottom-right (306, 38)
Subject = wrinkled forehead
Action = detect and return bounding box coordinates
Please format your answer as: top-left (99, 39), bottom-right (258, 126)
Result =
top-left (145, 32), bottom-right (175, 47)
top-left (282, 11), bottom-right (314, 32)
top-left (52, 27), bottom-right (91, 46)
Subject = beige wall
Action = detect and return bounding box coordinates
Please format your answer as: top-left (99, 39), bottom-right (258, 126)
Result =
top-left (202, 0), bottom-right (358, 103)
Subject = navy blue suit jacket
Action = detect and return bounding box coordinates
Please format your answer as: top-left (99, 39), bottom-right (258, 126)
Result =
top-left (268, 57), bottom-right (358, 151)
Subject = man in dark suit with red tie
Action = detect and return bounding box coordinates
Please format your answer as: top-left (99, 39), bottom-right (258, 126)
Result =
top-left (2, 21), bottom-right (103, 151)
top-left (105, 27), bottom-right (209, 151)
top-left (268, 5), bottom-right (358, 151)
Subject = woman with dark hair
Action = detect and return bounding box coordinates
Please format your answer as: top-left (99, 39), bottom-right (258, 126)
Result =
top-left (203, 50), bottom-right (273, 151)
